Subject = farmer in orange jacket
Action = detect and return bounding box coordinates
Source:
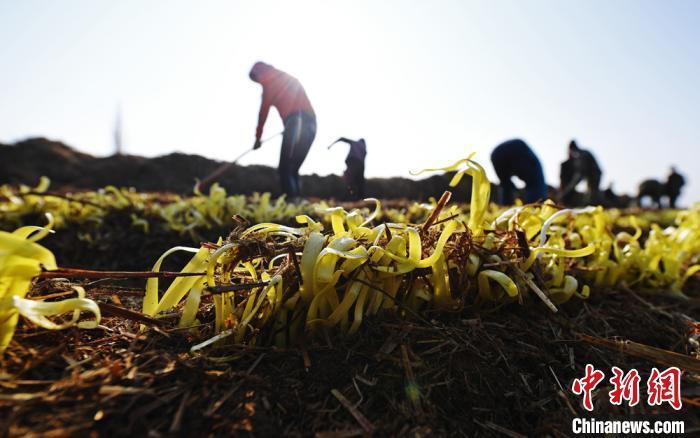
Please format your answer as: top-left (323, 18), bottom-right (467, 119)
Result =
top-left (249, 62), bottom-right (316, 200)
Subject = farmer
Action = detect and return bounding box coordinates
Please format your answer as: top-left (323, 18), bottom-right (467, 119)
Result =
top-left (559, 140), bottom-right (602, 203)
top-left (490, 139), bottom-right (547, 205)
top-left (249, 62), bottom-right (316, 200)
top-left (329, 137), bottom-right (367, 200)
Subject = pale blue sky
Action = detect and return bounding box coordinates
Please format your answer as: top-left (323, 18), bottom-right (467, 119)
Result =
top-left (1, 0), bottom-right (698, 203)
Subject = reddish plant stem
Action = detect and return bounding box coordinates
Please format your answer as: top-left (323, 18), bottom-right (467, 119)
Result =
top-left (38, 269), bottom-right (206, 279)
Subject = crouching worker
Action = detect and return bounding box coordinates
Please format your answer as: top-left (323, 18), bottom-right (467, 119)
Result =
top-left (490, 139), bottom-right (547, 205)
top-left (329, 137), bottom-right (367, 200)
top-left (249, 62), bottom-right (316, 200)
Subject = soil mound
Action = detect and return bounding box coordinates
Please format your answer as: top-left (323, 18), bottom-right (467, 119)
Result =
top-left (0, 138), bottom-right (469, 200)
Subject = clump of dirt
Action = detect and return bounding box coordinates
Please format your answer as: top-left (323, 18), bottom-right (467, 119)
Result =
top-left (0, 138), bottom-right (470, 201)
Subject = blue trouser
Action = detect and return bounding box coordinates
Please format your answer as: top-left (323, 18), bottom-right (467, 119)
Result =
top-left (279, 111), bottom-right (316, 198)
top-left (491, 139), bottom-right (547, 205)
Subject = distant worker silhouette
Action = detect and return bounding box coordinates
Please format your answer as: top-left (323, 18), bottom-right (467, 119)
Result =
top-left (637, 167), bottom-right (685, 208)
top-left (559, 140), bottom-right (602, 203)
top-left (329, 137), bottom-right (367, 200)
top-left (490, 139), bottom-right (547, 205)
top-left (249, 62), bottom-right (316, 200)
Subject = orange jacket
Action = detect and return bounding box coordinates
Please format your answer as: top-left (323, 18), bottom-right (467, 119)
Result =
top-left (251, 63), bottom-right (315, 141)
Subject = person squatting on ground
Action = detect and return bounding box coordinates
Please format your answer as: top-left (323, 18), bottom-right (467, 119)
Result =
top-left (249, 62), bottom-right (316, 199)
top-left (329, 137), bottom-right (367, 200)
top-left (559, 140), bottom-right (602, 204)
top-left (490, 139), bottom-right (547, 205)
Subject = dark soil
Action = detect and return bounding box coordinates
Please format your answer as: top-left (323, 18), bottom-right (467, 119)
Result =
top-left (0, 138), bottom-right (469, 201)
top-left (2, 282), bottom-right (698, 437)
top-left (1, 227), bottom-right (699, 437)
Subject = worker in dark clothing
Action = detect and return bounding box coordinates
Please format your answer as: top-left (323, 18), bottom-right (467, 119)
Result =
top-left (329, 137), bottom-right (367, 200)
top-left (490, 139), bottom-right (547, 205)
top-left (559, 140), bottom-right (602, 203)
top-left (249, 62), bottom-right (316, 199)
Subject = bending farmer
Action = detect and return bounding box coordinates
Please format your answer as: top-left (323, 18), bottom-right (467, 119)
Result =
top-left (329, 137), bottom-right (367, 200)
top-left (249, 62), bottom-right (317, 199)
top-left (490, 139), bottom-right (547, 205)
